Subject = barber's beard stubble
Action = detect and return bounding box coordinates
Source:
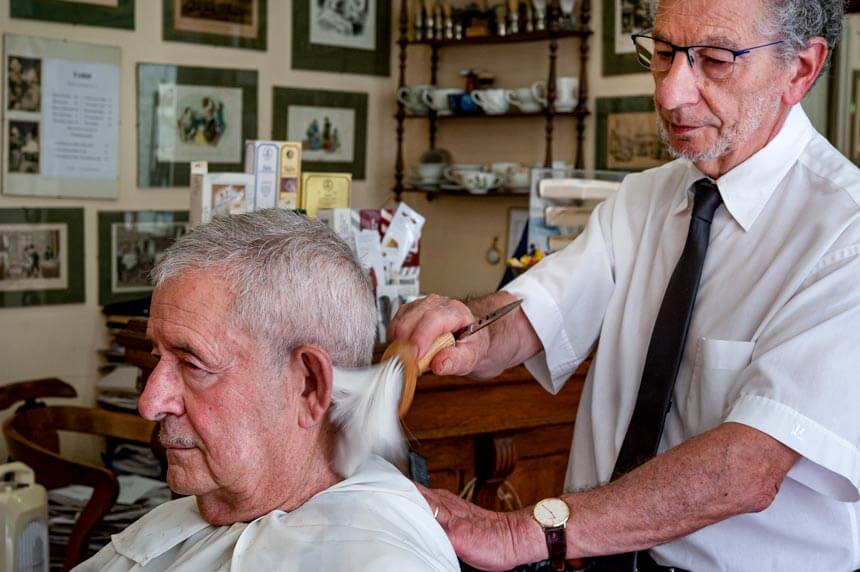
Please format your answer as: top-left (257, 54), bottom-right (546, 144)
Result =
top-left (657, 92), bottom-right (769, 163)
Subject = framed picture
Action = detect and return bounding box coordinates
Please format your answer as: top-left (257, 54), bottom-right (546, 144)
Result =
top-left (163, 0), bottom-right (267, 51)
top-left (272, 87), bottom-right (368, 179)
top-left (292, 0), bottom-right (391, 76)
top-left (595, 95), bottom-right (672, 172)
top-left (137, 63), bottom-right (258, 187)
top-left (98, 211), bottom-right (189, 305)
top-left (0, 208), bottom-right (84, 308)
top-left (10, 0), bottom-right (135, 30)
top-left (602, 0), bottom-right (650, 76)
top-left (4, 35), bottom-right (121, 199)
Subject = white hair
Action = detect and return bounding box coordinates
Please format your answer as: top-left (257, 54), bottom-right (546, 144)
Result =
top-left (152, 209), bottom-right (403, 476)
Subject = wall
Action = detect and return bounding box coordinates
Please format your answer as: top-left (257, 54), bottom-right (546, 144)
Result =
top-left (0, 0), bottom-right (396, 459)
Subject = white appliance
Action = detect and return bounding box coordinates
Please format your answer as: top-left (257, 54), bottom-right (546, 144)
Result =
top-left (0, 462), bottom-right (48, 572)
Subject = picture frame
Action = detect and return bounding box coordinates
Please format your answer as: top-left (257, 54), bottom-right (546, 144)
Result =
top-left (163, 0), bottom-right (267, 51)
top-left (272, 87), bottom-right (368, 179)
top-left (137, 63), bottom-right (258, 188)
top-left (602, 0), bottom-right (650, 76)
top-left (98, 210), bottom-right (189, 306)
top-left (10, 0), bottom-right (135, 30)
top-left (595, 95), bottom-right (672, 172)
top-left (0, 208), bottom-right (84, 308)
top-left (292, 0), bottom-right (391, 77)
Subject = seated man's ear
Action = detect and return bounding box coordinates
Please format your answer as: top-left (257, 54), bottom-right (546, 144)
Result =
top-left (290, 346), bottom-right (333, 429)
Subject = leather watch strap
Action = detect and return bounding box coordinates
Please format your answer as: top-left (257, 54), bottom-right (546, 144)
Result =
top-left (544, 525), bottom-right (566, 572)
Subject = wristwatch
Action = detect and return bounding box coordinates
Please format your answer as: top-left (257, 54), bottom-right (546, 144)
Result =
top-left (533, 497), bottom-right (570, 572)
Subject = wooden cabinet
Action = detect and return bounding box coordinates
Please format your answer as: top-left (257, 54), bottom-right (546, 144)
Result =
top-left (117, 318), bottom-right (587, 510)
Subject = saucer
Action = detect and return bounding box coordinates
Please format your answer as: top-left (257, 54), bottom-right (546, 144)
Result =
top-left (406, 178), bottom-right (440, 190)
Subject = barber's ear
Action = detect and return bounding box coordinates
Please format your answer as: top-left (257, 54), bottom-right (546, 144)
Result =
top-left (289, 346), bottom-right (333, 429)
top-left (782, 37), bottom-right (828, 106)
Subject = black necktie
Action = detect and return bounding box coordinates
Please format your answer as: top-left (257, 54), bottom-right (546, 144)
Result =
top-left (592, 179), bottom-right (722, 571)
top-left (611, 178), bottom-right (722, 478)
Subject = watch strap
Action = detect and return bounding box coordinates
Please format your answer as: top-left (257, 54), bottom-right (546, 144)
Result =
top-left (544, 524), bottom-right (566, 572)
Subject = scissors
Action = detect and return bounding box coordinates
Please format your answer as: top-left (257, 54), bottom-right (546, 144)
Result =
top-left (452, 299), bottom-right (523, 340)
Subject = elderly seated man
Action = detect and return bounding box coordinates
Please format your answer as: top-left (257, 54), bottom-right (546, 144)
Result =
top-left (75, 210), bottom-right (458, 571)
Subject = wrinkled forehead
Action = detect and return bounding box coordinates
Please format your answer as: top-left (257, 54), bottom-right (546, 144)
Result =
top-left (148, 269), bottom-right (238, 340)
top-left (653, 0), bottom-right (767, 48)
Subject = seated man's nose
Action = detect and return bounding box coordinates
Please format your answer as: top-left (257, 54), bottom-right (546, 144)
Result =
top-left (138, 368), bottom-right (183, 421)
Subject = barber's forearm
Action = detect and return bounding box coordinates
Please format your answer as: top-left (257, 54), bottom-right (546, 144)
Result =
top-left (465, 292), bottom-right (542, 379)
top-left (508, 422), bottom-right (798, 561)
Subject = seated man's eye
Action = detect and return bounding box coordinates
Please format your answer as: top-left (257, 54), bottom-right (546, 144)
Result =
top-left (183, 360), bottom-right (201, 371)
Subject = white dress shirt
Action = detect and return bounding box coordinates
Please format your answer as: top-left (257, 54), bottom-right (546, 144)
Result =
top-left (505, 105), bottom-right (860, 570)
top-left (73, 456), bottom-right (458, 572)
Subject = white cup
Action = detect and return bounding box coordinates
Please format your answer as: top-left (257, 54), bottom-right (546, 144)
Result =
top-left (444, 164), bottom-right (483, 185)
top-left (410, 163), bottom-right (445, 182)
top-left (506, 87), bottom-right (542, 113)
top-left (506, 166), bottom-right (531, 189)
top-left (531, 76), bottom-right (579, 111)
top-left (421, 88), bottom-right (463, 115)
top-left (470, 89), bottom-right (510, 115)
top-left (459, 171), bottom-right (504, 194)
top-left (489, 161), bottom-right (521, 179)
top-left (397, 85), bottom-right (433, 114)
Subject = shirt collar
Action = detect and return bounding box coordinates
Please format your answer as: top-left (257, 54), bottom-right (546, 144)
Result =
top-left (669, 104), bottom-right (815, 231)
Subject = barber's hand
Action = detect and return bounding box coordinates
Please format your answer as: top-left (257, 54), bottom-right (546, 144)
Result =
top-left (388, 294), bottom-right (488, 376)
top-left (418, 484), bottom-right (543, 571)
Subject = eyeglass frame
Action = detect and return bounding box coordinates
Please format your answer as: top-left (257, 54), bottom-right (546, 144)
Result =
top-left (630, 30), bottom-right (785, 79)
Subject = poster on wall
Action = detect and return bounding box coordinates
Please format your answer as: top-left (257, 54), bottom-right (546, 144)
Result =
top-left (10, 0), bottom-right (135, 30)
top-left (602, 0), bottom-right (651, 76)
top-left (595, 96), bottom-right (672, 171)
top-left (272, 87), bottom-right (367, 179)
top-left (98, 210), bottom-right (188, 305)
top-left (292, 0), bottom-right (390, 76)
top-left (162, 0), bottom-right (267, 51)
top-left (3, 35), bottom-right (121, 199)
top-left (137, 63), bottom-right (257, 187)
top-left (0, 208), bottom-right (84, 308)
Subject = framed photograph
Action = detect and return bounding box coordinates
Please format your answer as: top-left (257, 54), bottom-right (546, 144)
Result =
top-left (272, 87), bottom-right (368, 179)
top-left (98, 211), bottom-right (189, 305)
top-left (4, 35), bottom-right (121, 199)
top-left (10, 0), bottom-right (134, 30)
top-left (292, 0), bottom-right (391, 76)
top-left (0, 208), bottom-right (84, 308)
top-left (137, 63), bottom-right (258, 187)
top-left (163, 0), bottom-right (267, 51)
top-left (595, 95), bottom-right (672, 172)
top-left (602, 0), bottom-right (650, 76)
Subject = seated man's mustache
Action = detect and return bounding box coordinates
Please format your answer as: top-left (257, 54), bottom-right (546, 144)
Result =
top-left (159, 419), bottom-right (196, 448)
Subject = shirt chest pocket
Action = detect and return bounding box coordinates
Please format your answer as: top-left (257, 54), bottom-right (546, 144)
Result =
top-left (684, 338), bottom-right (755, 435)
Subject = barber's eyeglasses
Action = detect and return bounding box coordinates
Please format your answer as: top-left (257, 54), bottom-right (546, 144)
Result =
top-left (631, 31), bottom-right (784, 80)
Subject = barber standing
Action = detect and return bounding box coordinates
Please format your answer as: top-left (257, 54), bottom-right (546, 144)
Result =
top-left (390, 0), bottom-right (860, 570)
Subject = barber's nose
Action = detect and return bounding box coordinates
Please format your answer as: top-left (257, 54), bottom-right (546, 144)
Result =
top-left (654, 51), bottom-right (701, 111)
top-left (138, 360), bottom-right (185, 421)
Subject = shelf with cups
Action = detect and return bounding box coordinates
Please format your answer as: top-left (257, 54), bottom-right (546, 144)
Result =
top-left (393, 0), bottom-right (593, 201)
top-left (400, 186), bottom-right (531, 201)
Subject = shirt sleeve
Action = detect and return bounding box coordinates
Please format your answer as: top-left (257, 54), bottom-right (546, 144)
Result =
top-left (725, 243), bottom-right (860, 501)
top-left (503, 200), bottom-right (616, 394)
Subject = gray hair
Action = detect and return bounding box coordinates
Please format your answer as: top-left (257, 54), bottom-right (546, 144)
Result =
top-left (151, 209), bottom-right (376, 370)
top-left (650, 0), bottom-right (843, 69)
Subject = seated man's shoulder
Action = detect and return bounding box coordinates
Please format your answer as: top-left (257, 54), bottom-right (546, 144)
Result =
top-left (248, 456), bottom-right (459, 571)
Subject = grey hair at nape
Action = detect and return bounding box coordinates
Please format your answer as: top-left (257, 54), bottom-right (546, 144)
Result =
top-left (151, 209), bottom-right (377, 369)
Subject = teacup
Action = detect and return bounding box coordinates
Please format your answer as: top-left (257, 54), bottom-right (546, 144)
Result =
top-left (444, 164), bottom-right (483, 185)
top-left (411, 163), bottom-right (445, 183)
top-left (531, 76), bottom-right (579, 112)
top-left (448, 92), bottom-right (480, 114)
top-left (489, 161), bottom-right (521, 179)
top-left (470, 89), bottom-right (510, 115)
top-left (506, 166), bottom-right (531, 189)
top-left (421, 88), bottom-right (463, 115)
top-left (506, 87), bottom-right (542, 113)
top-left (459, 171), bottom-right (504, 194)
top-left (397, 85), bottom-right (433, 114)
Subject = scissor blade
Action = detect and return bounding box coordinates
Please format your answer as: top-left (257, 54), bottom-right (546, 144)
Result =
top-left (453, 299), bottom-right (523, 340)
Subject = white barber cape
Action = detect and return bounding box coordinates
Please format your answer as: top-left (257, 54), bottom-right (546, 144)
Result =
top-left (505, 105), bottom-right (860, 570)
top-left (73, 456), bottom-right (459, 572)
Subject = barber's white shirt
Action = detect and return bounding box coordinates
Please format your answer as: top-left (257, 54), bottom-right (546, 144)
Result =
top-left (73, 456), bottom-right (458, 572)
top-left (505, 105), bottom-right (860, 570)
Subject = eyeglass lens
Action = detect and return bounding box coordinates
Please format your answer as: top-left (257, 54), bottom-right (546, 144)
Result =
top-left (634, 36), bottom-right (737, 80)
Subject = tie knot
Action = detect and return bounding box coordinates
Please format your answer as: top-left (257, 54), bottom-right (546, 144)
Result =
top-left (691, 178), bottom-right (722, 223)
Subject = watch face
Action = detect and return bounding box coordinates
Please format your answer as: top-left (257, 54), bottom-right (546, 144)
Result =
top-left (533, 498), bottom-right (570, 528)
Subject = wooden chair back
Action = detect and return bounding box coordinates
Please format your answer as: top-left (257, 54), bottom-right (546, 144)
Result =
top-left (2, 405), bottom-right (156, 571)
